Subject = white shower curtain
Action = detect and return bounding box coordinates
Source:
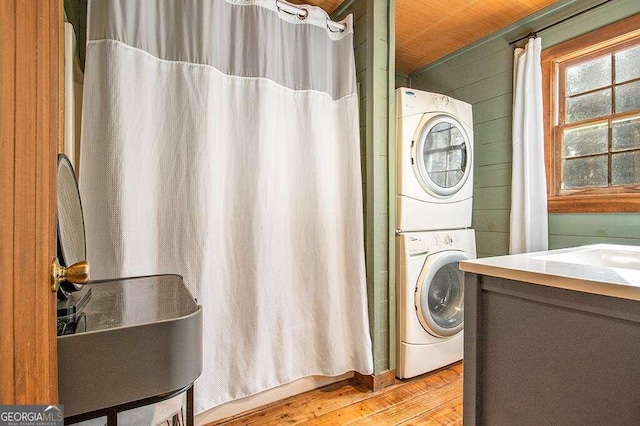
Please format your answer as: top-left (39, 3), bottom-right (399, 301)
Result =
top-left (80, 0), bottom-right (373, 413)
top-left (510, 37), bottom-right (549, 254)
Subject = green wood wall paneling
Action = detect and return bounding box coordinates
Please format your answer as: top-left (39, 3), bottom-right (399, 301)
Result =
top-left (477, 252), bottom-right (494, 259)
top-left (370, 0), bottom-right (391, 375)
top-left (474, 186), bottom-right (511, 210)
top-left (550, 235), bottom-right (640, 250)
top-left (474, 163), bottom-right (512, 189)
top-left (448, 71), bottom-right (513, 106)
top-left (374, 239), bottom-right (389, 270)
top-left (475, 231), bottom-right (510, 256)
top-left (473, 209), bottom-right (510, 233)
top-left (472, 93), bottom-right (513, 125)
top-left (395, 74), bottom-right (408, 88)
top-left (387, 0), bottom-right (397, 371)
top-left (413, 34), bottom-right (507, 78)
top-left (334, 0), bottom-right (392, 375)
top-left (359, 101), bottom-right (367, 136)
top-left (374, 269), bottom-right (390, 300)
top-left (540, 1), bottom-right (640, 50)
top-left (474, 117), bottom-right (512, 146)
top-left (360, 160), bottom-right (367, 185)
top-left (353, 15), bottom-right (367, 46)
top-left (357, 68), bottom-right (368, 92)
top-left (374, 42), bottom-right (389, 69)
top-left (336, 0), bottom-right (366, 20)
top-left (549, 214), bottom-right (640, 238)
top-left (355, 42), bottom-right (367, 73)
top-left (374, 119), bottom-right (389, 159)
top-left (412, 47), bottom-right (513, 94)
top-left (474, 138), bottom-right (512, 167)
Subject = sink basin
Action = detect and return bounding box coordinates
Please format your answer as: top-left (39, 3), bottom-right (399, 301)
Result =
top-left (57, 275), bottom-right (202, 417)
top-left (535, 245), bottom-right (640, 271)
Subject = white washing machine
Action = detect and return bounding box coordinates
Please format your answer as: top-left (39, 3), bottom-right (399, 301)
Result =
top-left (396, 88), bottom-right (474, 232)
top-left (396, 229), bottom-right (476, 379)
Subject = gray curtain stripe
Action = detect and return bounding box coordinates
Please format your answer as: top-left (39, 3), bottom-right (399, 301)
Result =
top-left (88, 0), bottom-right (356, 100)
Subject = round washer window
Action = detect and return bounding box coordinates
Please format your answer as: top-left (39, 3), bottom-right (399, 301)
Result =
top-left (414, 115), bottom-right (471, 197)
top-left (427, 263), bottom-right (464, 330)
top-left (415, 251), bottom-right (467, 337)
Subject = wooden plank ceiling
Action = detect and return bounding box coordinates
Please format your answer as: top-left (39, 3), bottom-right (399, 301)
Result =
top-left (299, 0), bottom-right (559, 75)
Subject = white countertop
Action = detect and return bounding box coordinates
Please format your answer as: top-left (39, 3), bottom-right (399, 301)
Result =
top-left (459, 244), bottom-right (640, 301)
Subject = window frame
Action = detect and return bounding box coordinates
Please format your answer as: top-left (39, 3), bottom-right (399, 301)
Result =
top-left (542, 13), bottom-right (640, 213)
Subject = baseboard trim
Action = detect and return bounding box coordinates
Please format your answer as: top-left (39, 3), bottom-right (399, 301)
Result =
top-left (354, 369), bottom-right (396, 392)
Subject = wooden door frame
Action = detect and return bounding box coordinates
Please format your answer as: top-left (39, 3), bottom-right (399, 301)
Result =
top-left (0, 0), bottom-right (61, 404)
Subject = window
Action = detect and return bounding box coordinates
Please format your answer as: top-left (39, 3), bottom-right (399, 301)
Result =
top-left (542, 14), bottom-right (640, 212)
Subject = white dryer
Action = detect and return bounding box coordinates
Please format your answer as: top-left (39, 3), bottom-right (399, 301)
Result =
top-left (396, 229), bottom-right (476, 379)
top-left (396, 88), bottom-right (474, 232)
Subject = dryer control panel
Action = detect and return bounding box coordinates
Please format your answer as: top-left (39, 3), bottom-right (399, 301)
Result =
top-left (431, 94), bottom-right (450, 106)
top-left (396, 87), bottom-right (467, 119)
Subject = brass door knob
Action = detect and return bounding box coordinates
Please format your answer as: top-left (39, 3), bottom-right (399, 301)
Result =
top-left (51, 257), bottom-right (90, 293)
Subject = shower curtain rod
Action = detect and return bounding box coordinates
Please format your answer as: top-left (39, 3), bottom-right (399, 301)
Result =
top-left (276, 0), bottom-right (346, 32)
top-left (508, 0), bottom-right (612, 45)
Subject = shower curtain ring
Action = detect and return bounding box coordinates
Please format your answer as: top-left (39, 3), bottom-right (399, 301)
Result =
top-left (275, 0), bottom-right (307, 20)
top-left (327, 18), bottom-right (345, 33)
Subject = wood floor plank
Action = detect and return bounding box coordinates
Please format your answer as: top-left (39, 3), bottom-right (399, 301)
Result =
top-left (208, 363), bottom-right (463, 426)
top-left (214, 379), bottom-right (395, 425)
top-left (301, 364), bottom-right (462, 425)
top-left (347, 376), bottom-right (462, 425)
top-left (397, 395), bottom-right (463, 425)
top-left (210, 380), bottom-right (366, 425)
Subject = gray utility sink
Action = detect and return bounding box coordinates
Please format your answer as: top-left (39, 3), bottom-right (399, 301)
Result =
top-left (58, 274), bottom-right (203, 418)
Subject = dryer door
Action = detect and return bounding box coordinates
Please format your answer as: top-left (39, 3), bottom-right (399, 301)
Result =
top-left (415, 250), bottom-right (469, 337)
top-left (412, 114), bottom-right (472, 197)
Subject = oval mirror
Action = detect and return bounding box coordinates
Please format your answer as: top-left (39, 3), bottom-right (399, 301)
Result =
top-left (57, 154), bottom-right (86, 296)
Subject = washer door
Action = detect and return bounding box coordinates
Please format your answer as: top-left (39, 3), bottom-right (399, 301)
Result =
top-left (415, 251), bottom-right (469, 337)
top-left (412, 114), bottom-right (471, 197)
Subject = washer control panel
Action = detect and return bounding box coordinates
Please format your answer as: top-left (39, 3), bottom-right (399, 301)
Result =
top-left (404, 230), bottom-right (472, 256)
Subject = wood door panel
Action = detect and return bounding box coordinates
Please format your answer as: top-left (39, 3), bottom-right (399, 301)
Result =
top-left (0, 0), bottom-right (60, 404)
top-left (14, 0), bottom-right (39, 403)
top-left (0, 0), bottom-right (17, 404)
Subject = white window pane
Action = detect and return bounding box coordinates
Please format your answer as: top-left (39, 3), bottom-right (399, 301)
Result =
top-left (563, 123), bottom-right (608, 158)
top-left (562, 156), bottom-right (608, 189)
top-left (566, 89), bottom-right (611, 123)
top-left (612, 151), bottom-right (640, 185)
top-left (566, 56), bottom-right (611, 96)
top-left (615, 45), bottom-right (640, 83)
top-left (612, 116), bottom-right (640, 151)
top-left (615, 80), bottom-right (640, 113)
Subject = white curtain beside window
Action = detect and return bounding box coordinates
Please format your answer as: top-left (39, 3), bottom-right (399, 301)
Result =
top-left (510, 37), bottom-right (549, 254)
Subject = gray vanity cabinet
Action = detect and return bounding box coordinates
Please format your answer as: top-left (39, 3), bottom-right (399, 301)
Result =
top-left (463, 273), bottom-right (640, 425)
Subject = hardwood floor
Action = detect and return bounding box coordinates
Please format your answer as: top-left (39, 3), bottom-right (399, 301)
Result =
top-left (207, 362), bottom-right (463, 425)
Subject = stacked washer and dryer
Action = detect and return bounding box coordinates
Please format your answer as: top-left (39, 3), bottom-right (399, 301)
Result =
top-left (395, 88), bottom-right (477, 379)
